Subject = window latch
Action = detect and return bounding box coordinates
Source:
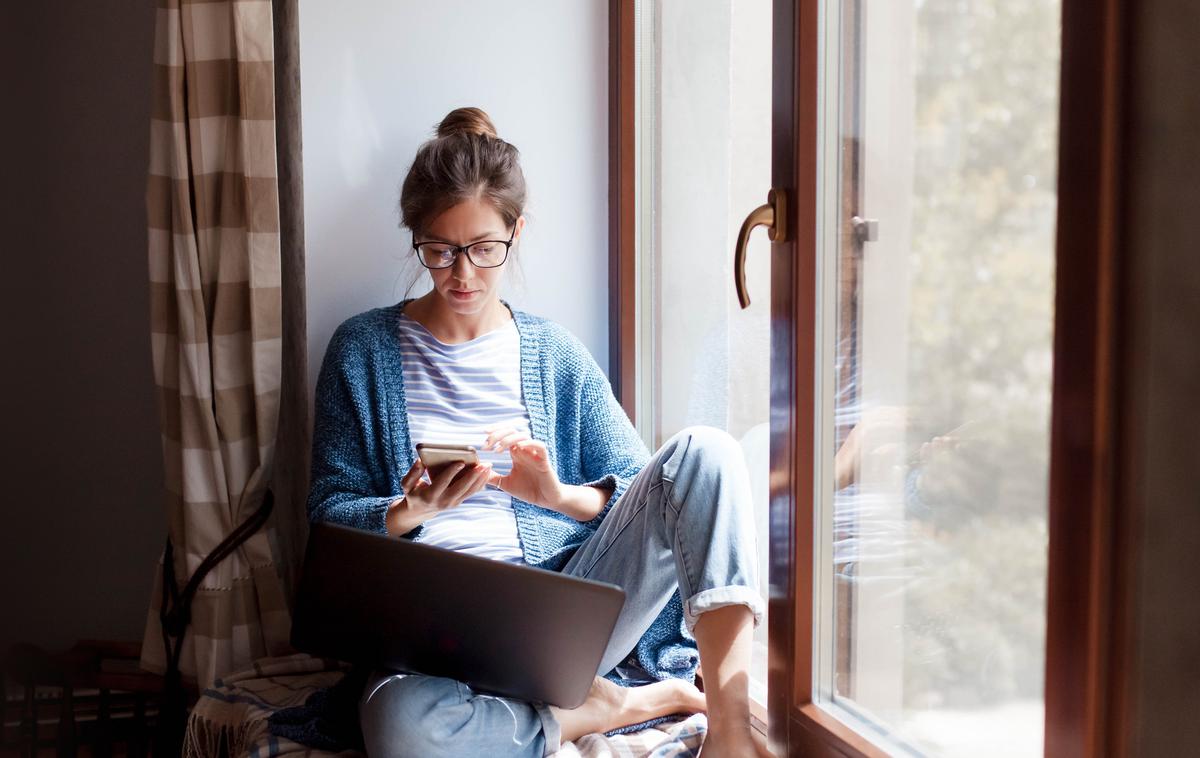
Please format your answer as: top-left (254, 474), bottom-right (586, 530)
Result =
top-left (734, 188), bottom-right (788, 309)
top-left (851, 216), bottom-right (879, 243)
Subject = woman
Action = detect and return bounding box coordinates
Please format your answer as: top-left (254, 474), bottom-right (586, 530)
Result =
top-left (309, 107), bottom-right (768, 757)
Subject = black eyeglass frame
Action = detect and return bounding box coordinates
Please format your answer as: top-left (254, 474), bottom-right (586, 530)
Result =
top-left (411, 226), bottom-right (517, 270)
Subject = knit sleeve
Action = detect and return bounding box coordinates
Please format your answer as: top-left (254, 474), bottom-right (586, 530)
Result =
top-left (306, 321), bottom-right (399, 535)
top-left (575, 348), bottom-right (650, 526)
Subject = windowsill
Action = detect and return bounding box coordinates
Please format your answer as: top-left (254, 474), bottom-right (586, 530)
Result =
top-left (750, 698), bottom-right (768, 736)
top-left (750, 636), bottom-right (769, 735)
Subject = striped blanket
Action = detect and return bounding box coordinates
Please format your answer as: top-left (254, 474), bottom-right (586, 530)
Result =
top-left (185, 654), bottom-right (707, 757)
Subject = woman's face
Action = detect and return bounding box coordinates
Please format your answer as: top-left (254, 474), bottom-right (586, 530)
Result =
top-left (419, 197), bottom-right (523, 319)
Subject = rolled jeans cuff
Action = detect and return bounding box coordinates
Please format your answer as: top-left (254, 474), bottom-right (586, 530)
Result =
top-left (536, 702), bottom-right (562, 756)
top-left (683, 586), bottom-right (765, 633)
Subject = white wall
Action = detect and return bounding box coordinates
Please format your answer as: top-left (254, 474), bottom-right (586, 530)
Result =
top-left (299, 0), bottom-right (610, 394)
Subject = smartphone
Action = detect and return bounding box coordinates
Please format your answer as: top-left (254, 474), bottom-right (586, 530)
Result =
top-left (415, 443), bottom-right (480, 480)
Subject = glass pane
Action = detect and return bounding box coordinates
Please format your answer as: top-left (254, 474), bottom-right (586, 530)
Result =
top-left (635, 0), bottom-right (774, 705)
top-left (817, 0), bottom-right (1060, 755)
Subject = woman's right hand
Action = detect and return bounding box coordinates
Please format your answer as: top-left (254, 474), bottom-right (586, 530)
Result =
top-left (385, 458), bottom-right (492, 536)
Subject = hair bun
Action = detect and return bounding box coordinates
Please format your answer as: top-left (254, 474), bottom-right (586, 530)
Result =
top-left (436, 107), bottom-right (499, 139)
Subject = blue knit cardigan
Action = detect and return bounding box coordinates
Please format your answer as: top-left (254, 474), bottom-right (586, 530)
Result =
top-left (307, 301), bottom-right (699, 682)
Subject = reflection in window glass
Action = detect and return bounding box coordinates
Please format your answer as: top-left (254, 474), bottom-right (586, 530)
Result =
top-left (635, 0), bottom-right (774, 708)
top-left (821, 1), bottom-right (1060, 755)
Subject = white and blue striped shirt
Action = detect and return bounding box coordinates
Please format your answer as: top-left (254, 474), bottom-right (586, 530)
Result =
top-left (398, 314), bottom-right (528, 563)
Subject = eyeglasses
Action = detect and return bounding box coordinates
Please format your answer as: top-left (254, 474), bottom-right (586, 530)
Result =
top-left (412, 226), bottom-right (516, 269)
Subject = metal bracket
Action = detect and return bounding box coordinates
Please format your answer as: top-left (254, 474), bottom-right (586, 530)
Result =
top-left (851, 215), bottom-right (879, 243)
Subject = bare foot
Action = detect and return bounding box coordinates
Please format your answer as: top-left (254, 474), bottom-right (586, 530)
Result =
top-left (551, 676), bottom-right (706, 743)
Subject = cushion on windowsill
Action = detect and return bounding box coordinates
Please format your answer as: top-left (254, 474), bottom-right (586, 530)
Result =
top-left (185, 654), bottom-right (707, 758)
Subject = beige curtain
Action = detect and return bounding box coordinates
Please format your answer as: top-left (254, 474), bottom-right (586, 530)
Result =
top-left (142, 0), bottom-right (292, 688)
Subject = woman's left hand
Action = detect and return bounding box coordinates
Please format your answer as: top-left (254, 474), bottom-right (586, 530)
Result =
top-left (483, 428), bottom-right (564, 511)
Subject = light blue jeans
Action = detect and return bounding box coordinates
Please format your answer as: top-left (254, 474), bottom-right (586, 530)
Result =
top-left (359, 426), bottom-right (763, 757)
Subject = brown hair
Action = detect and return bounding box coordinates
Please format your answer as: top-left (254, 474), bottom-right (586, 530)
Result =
top-left (399, 107), bottom-right (527, 237)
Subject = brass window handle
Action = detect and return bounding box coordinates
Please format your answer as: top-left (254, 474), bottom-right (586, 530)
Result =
top-left (734, 188), bottom-right (787, 308)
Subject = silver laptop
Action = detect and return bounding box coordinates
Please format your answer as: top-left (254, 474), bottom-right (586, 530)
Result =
top-left (290, 522), bottom-right (625, 708)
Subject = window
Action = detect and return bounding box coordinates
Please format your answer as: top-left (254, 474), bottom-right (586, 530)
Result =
top-left (614, 0), bottom-right (1127, 754)
top-left (628, 0), bottom-right (775, 714)
top-left (812, 0), bottom-right (1060, 754)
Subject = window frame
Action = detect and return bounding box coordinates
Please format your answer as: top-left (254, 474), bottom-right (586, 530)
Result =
top-left (1041, 0), bottom-right (1136, 754)
top-left (609, 0), bottom-right (638, 422)
top-left (609, 0), bottom-right (1136, 754)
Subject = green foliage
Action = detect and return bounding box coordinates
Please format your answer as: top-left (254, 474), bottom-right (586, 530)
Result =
top-left (902, 0), bottom-right (1060, 709)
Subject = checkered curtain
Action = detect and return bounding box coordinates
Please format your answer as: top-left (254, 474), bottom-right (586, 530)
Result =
top-left (141, 0), bottom-right (291, 687)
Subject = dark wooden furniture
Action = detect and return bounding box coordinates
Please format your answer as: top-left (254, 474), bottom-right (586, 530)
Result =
top-left (2, 640), bottom-right (176, 757)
